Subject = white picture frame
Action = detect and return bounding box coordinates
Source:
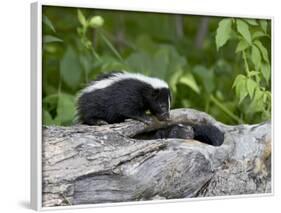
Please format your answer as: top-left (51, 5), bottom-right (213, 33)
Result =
top-left (31, 0), bottom-right (273, 211)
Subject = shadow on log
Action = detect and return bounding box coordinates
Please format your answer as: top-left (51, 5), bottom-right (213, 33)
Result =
top-left (42, 108), bottom-right (271, 207)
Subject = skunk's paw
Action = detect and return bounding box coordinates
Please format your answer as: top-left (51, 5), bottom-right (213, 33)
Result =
top-left (95, 120), bottom-right (109, 126)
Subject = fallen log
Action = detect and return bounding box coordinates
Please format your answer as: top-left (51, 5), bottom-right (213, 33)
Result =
top-left (42, 108), bottom-right (271, 207)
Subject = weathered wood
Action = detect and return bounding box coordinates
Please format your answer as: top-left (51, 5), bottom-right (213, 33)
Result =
top-left (42, 108), bottom-right (271, 207)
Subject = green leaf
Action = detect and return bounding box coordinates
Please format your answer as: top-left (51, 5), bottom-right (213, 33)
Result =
top-left (261, 63), bottom-right (271, 83)
top-left (236, 20), bottom-right (252, 44)
top-left (265, 91), bottom-right (272, 103)
top-left (249, 88), bottom-right (264, 113)
top-left (246, 78), bottom-right (257, 99)
top-left (251, 45), bottom-right (261, 69)
top-left (43, 15), bottom-right (56, 32)
top-left (232, 74), bottom-right (248, 103)
top-left (99, 55), bottom-right (124, 72)
top-left (193, 65), bottom-right (214, 93)
top-left (254, 40), bottom-right (269, 63)
top-left (232, 74), bottom-right (246, 88)
top-left (259, 20), bottom-right (268, 33)
top-left (43, 109), bottom-right (53, 125)
top-left (55, 93), bottom-right (76, 125)
top-left (136, 35), bottom-right (157, 53)
top-left (238, 80), bottom-right (248, 104)
top-left (161, 45), bottom-right (187, 79)
top-left (153, 47), bottom-right (170, 79)
top-left (181, 99), bottom-right (192, 108)
top-left (248, 70), bottom-right (260, 77)
top-left (60, 47), bottom-right (82, 89)
top-left (235, 39), bottom-right (250, 52)
top-left (77, 9), bottom-right (87, 27)
top-left (169, 68), bottom-right (183, 93)
top-left (216, 19), bottom-right (232, 50)
top-left (43, 35), bottom-right (63, 43)
top-left (252, 31), bottom-right (266, 39)
top-left (244, 19), bottom-right (258, 26)
top-left (249, 87), bottom-right (266, 112)
top-left (255, 88), bottom-right (263, 101)
top-left (126, 51), bottom-right (152, 74)
top-left (253, 88), bottom-right (264, 109)
top-left (43, 94), bottom-right (59, 113)
top-left (79, 54), bottom-right (93, 74)
top-left (179, 73), bottom-right (200, 94)
top-left (262, 92), bottom-right (268, 103)
top-left (238, 82), bottom-right (248, 104)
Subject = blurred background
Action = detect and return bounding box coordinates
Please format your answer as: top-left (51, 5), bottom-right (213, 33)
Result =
top-left (42, 6), bottom-right (271, 126)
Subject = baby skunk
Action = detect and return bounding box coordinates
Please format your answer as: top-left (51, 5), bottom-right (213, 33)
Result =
top-left (134, 124), bottom-right (195, 140)
top-left (77, 71), bottom-right (171, 125)
top-left (134, 124), bottom-right (224, 146)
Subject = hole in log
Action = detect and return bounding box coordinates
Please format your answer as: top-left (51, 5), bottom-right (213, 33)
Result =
top-left (133, 124), bottom-right (224, 146)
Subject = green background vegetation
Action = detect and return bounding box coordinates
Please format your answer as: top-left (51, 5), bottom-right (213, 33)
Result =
top-left (42, 6), bottom-right (271, 126)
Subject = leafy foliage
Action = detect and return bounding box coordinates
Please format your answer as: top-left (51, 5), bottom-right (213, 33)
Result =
top-left (215, 19), bottom-right (232, 50)
top-left (216, 18), bottom-right (271, 121)
top-left (42, 6), bottom-right (271, 126)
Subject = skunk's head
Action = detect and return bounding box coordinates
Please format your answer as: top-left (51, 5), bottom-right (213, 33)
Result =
top-left (144, 87), bottom-right (171, 121)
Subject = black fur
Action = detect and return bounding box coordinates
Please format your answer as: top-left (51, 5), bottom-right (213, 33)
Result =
top-left (77, 72), bottom-right (171, 125)
top-left (134, 124), bottom-right (224, 146)
top-left (192, 124), bottom-right (224, 146)
top-left (134, 124), bottom-right (194, 140)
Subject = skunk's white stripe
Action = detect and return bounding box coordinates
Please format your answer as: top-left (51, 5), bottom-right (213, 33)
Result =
top-left (168, 95), bottom-right (171, 113)
top-left (82, 72), bottom-right (169, 94)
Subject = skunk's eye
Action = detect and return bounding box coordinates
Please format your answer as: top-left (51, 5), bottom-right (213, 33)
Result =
top-left (152, 89), bottom-right (160, 98)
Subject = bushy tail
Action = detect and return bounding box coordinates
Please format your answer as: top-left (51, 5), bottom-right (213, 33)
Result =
top-left (192, 124), bottom-right (224, 146)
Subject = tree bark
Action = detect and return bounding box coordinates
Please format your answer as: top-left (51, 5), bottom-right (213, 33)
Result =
top-left (42, 108), bottom-right (271, 207)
